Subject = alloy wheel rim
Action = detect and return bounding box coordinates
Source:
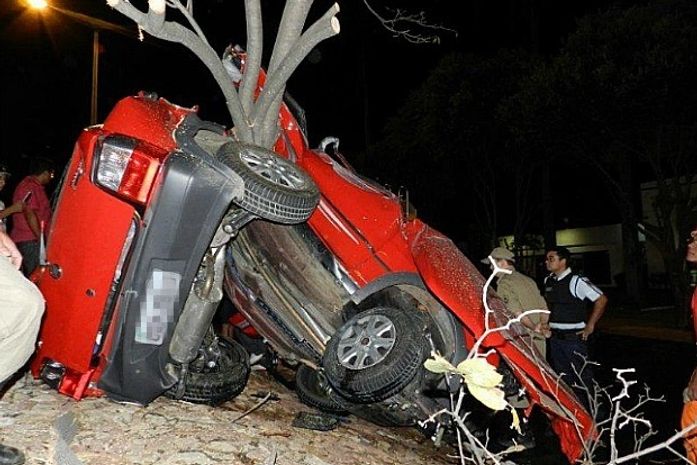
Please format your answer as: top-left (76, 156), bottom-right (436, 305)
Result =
top-left (241, 149), bottom-right (307, 190)
top-left (336, 314), bottom-right (396, 370)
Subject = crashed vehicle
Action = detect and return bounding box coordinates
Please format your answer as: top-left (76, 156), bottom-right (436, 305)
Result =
top-left (30, 83), bottom-right (594, 462)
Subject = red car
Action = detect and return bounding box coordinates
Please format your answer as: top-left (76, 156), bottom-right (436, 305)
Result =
top-left (31, 85), bottom-right (594, 462)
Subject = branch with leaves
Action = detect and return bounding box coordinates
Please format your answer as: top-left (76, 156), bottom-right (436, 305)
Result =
top-left (422, 260), bottom-right (697, 465)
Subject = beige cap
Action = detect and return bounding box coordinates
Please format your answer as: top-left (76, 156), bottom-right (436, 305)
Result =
top-left (481, 247), bottom-right (515, 264)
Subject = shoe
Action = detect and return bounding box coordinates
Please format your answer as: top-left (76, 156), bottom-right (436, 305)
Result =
top-left (0, 444), bottom-right (25, 465)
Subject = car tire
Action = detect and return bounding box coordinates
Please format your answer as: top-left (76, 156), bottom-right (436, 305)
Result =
top-left (295, 364), bottom-right (350, 415)
top-left (322, 306), bottom-right (427, 404)
top-left (165, 337), bottom-right (250, 405)
top-left (217, 142), bottom-right (320, 224)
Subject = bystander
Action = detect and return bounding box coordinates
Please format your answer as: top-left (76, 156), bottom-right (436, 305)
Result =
top-left (10, 157), bottom-right (55, 276)
top-left (681, 227), bottom-right (697, 461)
top-left (0, 165), bottom-right (23, 232)
top-left (0, 230), bottom-right (45, 465)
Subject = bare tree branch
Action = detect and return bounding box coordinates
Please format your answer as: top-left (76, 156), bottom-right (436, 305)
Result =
top-left (255, 3), bottom-right (340, 146)
top-left (107, 0), bottom-right (254, 142)
top-left (240, 0), bottom-right (263, 116)
top-left (362, 0), bottom-right (456, 45)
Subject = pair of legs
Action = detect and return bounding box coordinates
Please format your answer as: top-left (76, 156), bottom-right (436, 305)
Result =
top-left (15, 241), bottom-right (39, 278)
top-left (0, 255), bottom-right (45, 465)
top-left (548, 335), bottom-right (594, 410)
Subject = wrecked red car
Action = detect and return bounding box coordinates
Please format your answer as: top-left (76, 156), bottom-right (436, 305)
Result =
top-left (31, 84), bottom-right (594, 461)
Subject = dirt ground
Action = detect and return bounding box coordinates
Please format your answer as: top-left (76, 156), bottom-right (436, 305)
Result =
top-left (0, 369), bottom-right (455, 465)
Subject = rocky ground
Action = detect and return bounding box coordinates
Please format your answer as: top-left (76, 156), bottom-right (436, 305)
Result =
top-left (0, 369), bottom-right (454, 465)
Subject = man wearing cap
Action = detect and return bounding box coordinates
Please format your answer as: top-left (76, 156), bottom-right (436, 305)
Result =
top-left (482, 247), bottom-right (549, 357)
top-left (544, 245), bottom-right (607, 406)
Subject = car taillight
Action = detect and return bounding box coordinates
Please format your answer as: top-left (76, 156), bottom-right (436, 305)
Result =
top-left (94, 135), bottom-right (167, 205)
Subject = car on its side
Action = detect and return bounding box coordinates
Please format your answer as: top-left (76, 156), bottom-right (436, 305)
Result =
top-left (31, 82), bottom-right (594, 463)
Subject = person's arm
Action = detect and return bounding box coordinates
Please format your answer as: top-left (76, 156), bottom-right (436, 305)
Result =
top-left (686, 367), bottom-right (697, 402)
top-left (580, 293), bottom-right (608, 340)
top-left (24, 206), bottom-right (41, 240)
top-left (0, 201), bottom-right (23, 220)
top-left (498, 280), bottom-right (538, 331)
top-left (0, 230), bottom-right (22, 269)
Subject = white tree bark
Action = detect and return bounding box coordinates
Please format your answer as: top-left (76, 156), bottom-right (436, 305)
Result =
top-left (106, 0), bottom-right (340, 148)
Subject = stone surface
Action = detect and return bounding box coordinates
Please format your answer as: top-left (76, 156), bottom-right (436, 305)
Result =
top-left (0, 371), bottom-right (453, 465)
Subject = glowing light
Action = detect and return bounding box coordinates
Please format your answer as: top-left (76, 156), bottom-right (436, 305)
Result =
top-left (27, 0), bottom-right (48, 10)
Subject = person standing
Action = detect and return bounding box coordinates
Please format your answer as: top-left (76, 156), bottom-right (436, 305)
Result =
top-left (544, 246), bottom-right (608, 405)
top-left (0, 230), bottom-right (45, 465)
top-left (10, 157), bottom-right (55, 276)
top-left (0, 165), bottom-right (24, 233)
top-left (681, 227), bottom-right (697, 461)
top-left (482, 247), bottom-right (550, 357)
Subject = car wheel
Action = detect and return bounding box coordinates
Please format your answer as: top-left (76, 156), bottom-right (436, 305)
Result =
top-left (295, 364), bottom-right (350, 414)
top-left (165, 337), bottom-right (250, 405)
top-left (217, 142), bottom-right (320, 224)
top-left (322, 306), bottom-right (427, 404)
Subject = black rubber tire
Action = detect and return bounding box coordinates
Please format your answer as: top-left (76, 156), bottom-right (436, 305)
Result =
top-left (322, 306), bottom-right (427, 404)
top-left (295, 365), bottom-right (350, 414)
top-left (165, 337), bottom-right (250, 405)
top-left (217, 142), bottom-right (320, 224)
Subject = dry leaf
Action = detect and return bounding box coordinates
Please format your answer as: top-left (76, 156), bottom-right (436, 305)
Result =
top-left (423, 354), bottom-right (457, 374)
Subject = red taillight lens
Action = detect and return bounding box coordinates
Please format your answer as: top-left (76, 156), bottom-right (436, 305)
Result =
top-left (95, 135), bottom-right (168, 205)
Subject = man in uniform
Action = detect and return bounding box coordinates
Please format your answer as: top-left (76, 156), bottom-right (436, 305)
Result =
top-left (482, 247), bottom-right (549, 357)
top-left (544, 246), bottom-right (607, 407)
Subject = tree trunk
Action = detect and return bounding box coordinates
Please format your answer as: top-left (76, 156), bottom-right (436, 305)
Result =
top-left (618, 158), bottom-right (644, 306)
top-left (541, 163), bottom-right (555, 250)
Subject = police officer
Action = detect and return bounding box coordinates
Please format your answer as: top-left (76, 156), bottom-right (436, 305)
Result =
top-left (544, 246), bottom-right (607, 406)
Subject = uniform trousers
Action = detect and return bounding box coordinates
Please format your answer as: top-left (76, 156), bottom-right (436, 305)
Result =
top-left (548, 331), bottom-right (594, 409)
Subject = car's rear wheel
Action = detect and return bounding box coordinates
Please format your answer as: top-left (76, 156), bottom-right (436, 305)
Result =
top-left (165, 336), bottom-right (250, 405)
top-left (322, 306), bottom-right (427, 403)
top-left (217, 142), bottom-right (320, 224)
top-left (295, 364), bottom-right (350, 414)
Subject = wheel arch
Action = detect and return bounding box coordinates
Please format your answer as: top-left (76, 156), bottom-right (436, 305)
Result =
top-left (348, 273), bottom-right (468, 368)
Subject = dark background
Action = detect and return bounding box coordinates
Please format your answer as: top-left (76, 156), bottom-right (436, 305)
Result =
top-left (0, 0), bottom-right (624, 241)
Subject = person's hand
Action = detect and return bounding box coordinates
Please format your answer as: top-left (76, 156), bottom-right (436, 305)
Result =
top-left (687, 367), bottom-right (697, 401)
top-left (535, 322), bottom-right (552, 338)
top-left (9, 200), bottom-right (23, 214)
top-left (578, 323), bottom-right (595, 341)
top-left (0, 231), bottom-right (22, 270)
top-left (688, 228), bottom-right (697, 263)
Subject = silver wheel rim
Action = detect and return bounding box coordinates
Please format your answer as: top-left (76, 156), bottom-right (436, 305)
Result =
top-left (336, 314), bottom-right (396, 370)
top-left (240, 149), bottom-right (307, 190)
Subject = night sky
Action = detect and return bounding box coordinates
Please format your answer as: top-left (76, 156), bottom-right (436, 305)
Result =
top-left (1, 0), bottom-right (624, 241)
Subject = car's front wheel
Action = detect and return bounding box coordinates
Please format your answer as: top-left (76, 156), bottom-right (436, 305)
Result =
top-left (295, 364), bottom-right (350, 414)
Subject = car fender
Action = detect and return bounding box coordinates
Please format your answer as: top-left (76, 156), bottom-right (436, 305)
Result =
top-left (406, 222), bottom-right (504, 347)
top-left (407, 221), bottom-right (595, 462)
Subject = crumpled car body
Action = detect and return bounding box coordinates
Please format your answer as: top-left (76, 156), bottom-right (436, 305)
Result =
top-left (30, 88), bottom-right (594, 462)
top-left (225, 94), bottom-right (595, 461)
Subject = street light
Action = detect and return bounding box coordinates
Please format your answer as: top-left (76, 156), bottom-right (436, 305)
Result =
top-left (25, 0), bottom-right (134, 125)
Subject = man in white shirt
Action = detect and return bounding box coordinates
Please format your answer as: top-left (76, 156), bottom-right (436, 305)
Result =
top-left (544, 246), bottom-right (607, 408)
top-left (0, 230), bottom-right (45, 465)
